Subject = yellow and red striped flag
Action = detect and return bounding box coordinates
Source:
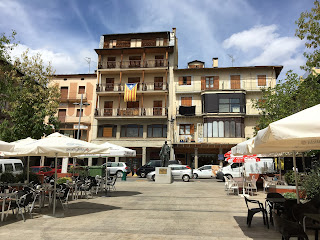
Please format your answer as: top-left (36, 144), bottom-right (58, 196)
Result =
top-left (124, 83), bottom-right (137, 102)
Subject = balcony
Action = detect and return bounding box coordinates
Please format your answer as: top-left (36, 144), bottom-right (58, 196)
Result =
top-left (178, 106), bottom-right (196, 116)
top-left (60, 93), bottom-right (87, 103)
top-left (96, 82), bottom-right (168, 93)
top-left (201, 80), bottom-right (274, 91)
top-left (98, 59), bottom-right (168, 70)
top-left (95, 107), bottom-right (167, 118)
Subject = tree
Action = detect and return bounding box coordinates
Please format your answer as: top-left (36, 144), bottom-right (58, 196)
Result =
top-left (296, 0), bottom-right (320, 71)
top-left (0, 32), bottom-right (60, 141)
top-left (252, 71), bottom-right (320, 132)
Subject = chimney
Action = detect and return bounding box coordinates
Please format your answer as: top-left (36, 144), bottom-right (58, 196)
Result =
top-left (172, 27), bottom-right (176, 36)
top-left (212, 58), bottom-right (218, 68)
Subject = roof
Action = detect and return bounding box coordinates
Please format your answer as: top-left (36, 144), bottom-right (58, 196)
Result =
top-left (53, 73), bottom-right (96, 78)
top-left (175, 65), bottom-right (283, 79)
top-left (102, 31), bottom-right (170, 37)
top-left (188, 60), bottom-right (205, 64)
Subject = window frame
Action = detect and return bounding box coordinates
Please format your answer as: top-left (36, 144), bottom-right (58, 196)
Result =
top-left (219, 98), bottom-right (241, 113)
top-left (147, 124), bottom-right (167, 138)
top-left (78, 86), bottom-right (85, 94)
top-left (120, 124), bottom-right (143, 138)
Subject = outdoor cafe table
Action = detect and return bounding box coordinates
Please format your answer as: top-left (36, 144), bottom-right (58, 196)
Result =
top-left (303, 213), bottom-right (320, 240)
top-left (0, 192), bottom-right (18, 222)
top-left (265, 197), bottom-right (286, 225)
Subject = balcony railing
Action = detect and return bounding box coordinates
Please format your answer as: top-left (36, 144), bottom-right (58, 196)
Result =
top-left (95, 107), bottom-right (167, 117)
top-left (98, 59), bottom-right (168, 69)
top-left (96, 82), bottom-right (168, 92)
top-left (60, 93), bottom-right (87, 102)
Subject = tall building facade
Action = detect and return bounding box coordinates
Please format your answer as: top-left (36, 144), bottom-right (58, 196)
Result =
top-left (90, 29), bottom-right (178, 168)
top-left (52, 28), bottom-right (282, 169)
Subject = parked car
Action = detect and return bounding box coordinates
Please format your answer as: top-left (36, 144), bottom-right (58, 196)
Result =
top-left (146, 164), bottom-right (193, 182)
top-left (0, 159), bottom-right (24, 176)
top-left (193, 165), bottom-right (220, 179)
top-left (137, 160), bottom-right (180, 178)
top-left (103, 162), bottom-right (130, 177)
top-left (30, 166), bottom-right (55, 177)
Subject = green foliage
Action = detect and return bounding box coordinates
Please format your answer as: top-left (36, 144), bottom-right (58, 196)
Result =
top-left (252, 71), bottom-right (320, 132)
top-left (15, 172), bottom-right (40, 184)
top-left (295, 0), bottom-right (320, 71)
top-left (0, 31), bottom-right (60, 141)
top-left (302, 164), bottom-right (320, 200)
top-left (284, 170), bottom-right (303, 186)
top-left (283, 192), bottom-right (297, 200)
top-left (0, 172), bottom-right (16, 183)
top-left (57, 177), bottom-right (72, 184)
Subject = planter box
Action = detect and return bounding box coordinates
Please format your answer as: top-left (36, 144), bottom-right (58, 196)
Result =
top-left (269, 185), bottom-right (306, 198)
top-left (57, 173), bottom-right (73, 178)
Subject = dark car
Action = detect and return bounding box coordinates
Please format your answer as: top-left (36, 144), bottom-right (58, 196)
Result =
top-left (137, 160), bottom-right (180, 178)
top-left (30, 166), bottom-right (55, 177)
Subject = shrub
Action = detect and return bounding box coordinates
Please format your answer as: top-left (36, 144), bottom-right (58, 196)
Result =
top-left (0, 172), bottom-right (16, 183)
top-left (57, 177), bottom-right (72, 184)
top-left (284, 170), bottom-right (302, 186)
top-left (283, 192), bottom-right (297, 199)
top-left (301, 164), bottom-right (320, 200)
top-left (15, 172), bottom-right (40, 184)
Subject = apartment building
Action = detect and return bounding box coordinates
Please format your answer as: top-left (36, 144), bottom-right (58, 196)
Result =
top-left (51, 28), bottom-right (283, 169)
top-left (52, 74), bottom-right (96, 141)
top-left (90, 29), bottom-right (178, 168)
top-left (171, 60), bottom-right (283, 168)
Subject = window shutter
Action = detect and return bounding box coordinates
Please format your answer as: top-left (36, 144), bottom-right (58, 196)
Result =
top-left (187, 76), bottom-right (191, 85)
top-left (179, 77), bottom-right (183, 85)
top-left (258, 75), bottom-right (266, 86)
top-left (201, 76), bottom-right (205, 90)
top-left (190, 124), bottom-right (194, 134)
top-left (103, 127), bottom-right (113, 137)
top-left (214, 76), bottom-right (219, 89)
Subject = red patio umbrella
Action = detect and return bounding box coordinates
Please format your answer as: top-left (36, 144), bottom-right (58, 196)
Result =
top-left (224, 151), bottom-right (232, 158)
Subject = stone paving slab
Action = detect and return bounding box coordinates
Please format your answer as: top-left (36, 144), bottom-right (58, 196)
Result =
top-left (0, 178), bottom-right (313, 239)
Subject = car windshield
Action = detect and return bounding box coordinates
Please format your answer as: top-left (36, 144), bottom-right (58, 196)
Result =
top-left (31, 168), bottom-right (40, 173)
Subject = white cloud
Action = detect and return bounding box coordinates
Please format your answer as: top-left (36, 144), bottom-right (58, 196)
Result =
top-left (223, 25), bottom-right (305, 78)
top-left (9, 44), bottom-right (97, 74)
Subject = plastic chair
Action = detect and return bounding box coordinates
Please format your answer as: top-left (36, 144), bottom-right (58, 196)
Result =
top-left (244, 196), bottom-right (269, 228)
top-left (273, 210), bottom-right (308, 240)
top-left (56, 184), bottom-right (70, 210)
top-left (245, 178), bottom-right (258, 196)
top-left (265, 192), bottom-right (285, 226)
top-left (107, 176), bottom-right (117, 191)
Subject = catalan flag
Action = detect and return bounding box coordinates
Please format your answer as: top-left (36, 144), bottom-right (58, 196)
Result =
top-left (124, 83), bottom-right (137, 102)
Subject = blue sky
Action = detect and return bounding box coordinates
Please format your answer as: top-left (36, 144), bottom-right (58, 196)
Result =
top-left (0, 0), bottom-right (316, 80)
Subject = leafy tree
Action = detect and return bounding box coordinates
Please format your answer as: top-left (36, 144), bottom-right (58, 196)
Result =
top-left (296, 0), bottom-right (320, 71)
top-left (0, 32), bottom-right (60, 141)
top-left (252, 71), bottom-right (320, 132)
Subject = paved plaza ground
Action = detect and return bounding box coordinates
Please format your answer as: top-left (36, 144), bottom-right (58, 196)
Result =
top-left (0, 177), bottom-right (314, 239)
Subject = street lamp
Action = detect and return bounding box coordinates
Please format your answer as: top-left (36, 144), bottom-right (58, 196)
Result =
top-left (73, 93), bottom-right (90, 140)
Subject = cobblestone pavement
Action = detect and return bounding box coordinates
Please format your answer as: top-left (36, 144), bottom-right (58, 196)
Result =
top-left (0, 177), bottom-right (298, 239)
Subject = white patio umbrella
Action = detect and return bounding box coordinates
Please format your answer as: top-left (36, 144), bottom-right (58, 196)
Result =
top-left (7, 132), bottom-right (109, 215)
top-left (0, 140), bottom-right (15, 152)
top-left (76, 142), bottom-right (136, 195)
top-left (248, 104), bottom-right (320, 203)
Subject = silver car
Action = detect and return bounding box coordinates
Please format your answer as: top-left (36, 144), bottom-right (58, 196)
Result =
top-left (146, 164), bottom-right (193, 182)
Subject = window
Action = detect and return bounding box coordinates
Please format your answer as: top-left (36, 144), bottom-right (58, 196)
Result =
top-left (219, 98), bottom-right (240, 113)
top-left (181, 97), bottom-right (192, 106)
top-left (130, 39), bottom-right (142, 47)
top-left (60, 87), bottom-right (68, 99)
top-left (4, 163), bottom-right (13, 172)
top-left (63, 78), bottom-right (67, 81)
top-left (109, 40), bottom-right (116, 48)
top-left (204, 118), bottom-right (244, 138)
top-left (156, 38), bottom-right (164, 46)
top-left (76, 109), bottom-right (83, 117)
top-left (205, 76), bottom-right (219, 89)
top-left (14, 163), bottom-right (23, 171)
top-left (81, 77), bottom-right (84, 80)
top-left (78, 86), bottom-right (85, 94)
top-left (147, 124), bottom-right (167, 138)
top-left (58, 109), bottom-right (66, 122)
top-left (154, 77), bottom-right (163, 90)
top-left (179, 124), bottom-right (194, 135)
top-left (179, 76), bottom-right (191, 85)
top-left (155, 55), bottom-right (164, 67)
top-left (98, 125), bottom-right (116, 138)
top-left (258, 75), bottom-right (267, 86)
top-left (121, 124), bottom-right (143, 137)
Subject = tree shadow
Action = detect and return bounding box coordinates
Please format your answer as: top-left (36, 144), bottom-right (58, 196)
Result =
top-left (97, 190), bottom-right (142, 197)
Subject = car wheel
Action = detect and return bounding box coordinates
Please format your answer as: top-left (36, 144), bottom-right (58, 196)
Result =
top-left (151, 174), bottom-right (155, 181)
top-left (116, 171), bottom-right (123, 178)
top-left (140, 172), bottom-right (146, 178)
top-left (193, 173), bottom-right (198, 179)
top-left (182, 175), bottom-right (190, 182)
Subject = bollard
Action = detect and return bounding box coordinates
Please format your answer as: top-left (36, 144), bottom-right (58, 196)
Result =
top-left (122, 171), bottom-right (127, 181)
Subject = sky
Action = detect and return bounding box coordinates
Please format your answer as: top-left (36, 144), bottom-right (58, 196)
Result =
top-left (0, 0), bottom-right (316, 80)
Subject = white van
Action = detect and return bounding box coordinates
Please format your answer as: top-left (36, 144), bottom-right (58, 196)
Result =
top-left (0, 159), bottom-right (24, 176)
top-left (216, 158), bottom-right (275, 180)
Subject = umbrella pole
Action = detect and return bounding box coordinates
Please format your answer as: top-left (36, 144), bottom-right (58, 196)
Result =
top-left (292, 151), bottom-right (300, 204)
top-left (105, 157), bottom-right (109, 197)
top-left (53, 153), bottom-right (58, 215)
top-left (27, 156), bottom-right (30, 184)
